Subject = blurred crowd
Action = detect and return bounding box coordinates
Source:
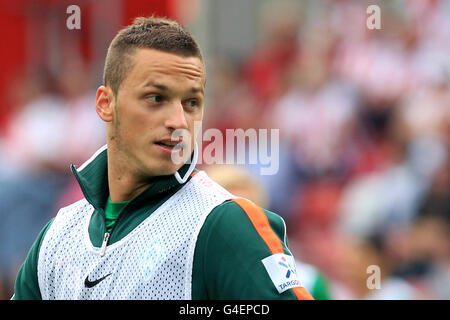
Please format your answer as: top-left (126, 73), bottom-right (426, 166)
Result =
top-left (0, 59), bottom-right (106, 297)
top-left (0, 0), bottom-right (449, 299)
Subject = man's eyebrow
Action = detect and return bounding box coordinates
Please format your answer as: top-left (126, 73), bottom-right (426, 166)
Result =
top-left (144, 81), bottom-right (204, 95)
top-left (191, 86), bottom-right (204, 95)
top-left (143, 82), bottom-right (169, 91)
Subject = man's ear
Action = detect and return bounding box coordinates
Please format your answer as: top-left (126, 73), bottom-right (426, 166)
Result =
top-left (96, 85), bottom-right (115, 122)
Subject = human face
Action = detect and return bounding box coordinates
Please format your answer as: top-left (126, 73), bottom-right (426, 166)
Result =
top-left (107, 48), bottom-right (205, 179)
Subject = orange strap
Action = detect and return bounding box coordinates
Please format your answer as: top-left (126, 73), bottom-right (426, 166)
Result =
top-left (232, 198), bottom-right (284, 254)
top-left (190, 170), bottom-right (200, 177)
top-left (232, 198), bottom-right (314, 300)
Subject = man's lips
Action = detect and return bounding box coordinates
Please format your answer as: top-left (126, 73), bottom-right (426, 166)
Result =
top-left (154, 139), bottom-right (185, 150)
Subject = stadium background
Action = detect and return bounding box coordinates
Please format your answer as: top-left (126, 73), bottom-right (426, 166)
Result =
top-left (0, 0), bottom-right (449, 299)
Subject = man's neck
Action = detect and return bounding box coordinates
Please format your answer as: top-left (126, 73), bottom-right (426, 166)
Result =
top-left (107, 150), bottom-right (152, 203)
top-left (108, 171), bottom-right (151, 203)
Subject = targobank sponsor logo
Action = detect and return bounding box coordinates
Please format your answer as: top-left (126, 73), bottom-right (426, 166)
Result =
top-left (261, 253), bottom-right (302, 293)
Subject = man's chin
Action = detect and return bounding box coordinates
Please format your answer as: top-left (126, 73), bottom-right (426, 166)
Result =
top-left (141, 150), bottom-right (190, 178)
top-left (146, 163), bottom-right (183, 178)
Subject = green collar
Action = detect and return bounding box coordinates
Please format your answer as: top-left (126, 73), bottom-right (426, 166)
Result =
top-left (70, 145), bottom-right (196, 211)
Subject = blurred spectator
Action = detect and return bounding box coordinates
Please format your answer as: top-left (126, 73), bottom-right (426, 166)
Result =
top-left (336, 234), bottom-right (429, 300)
top-left (204, 164), bottom-right (268, 208)
top-left (3, 60), bottom-right (105, 172)
top-left (242, 0), bottom-right (302, 107)
top-left (394, 215), bottom-right (450, 299)
top-left (416, 159), bottom-right (450, 224)
top-left (337, 146), bottom-right (427, 238)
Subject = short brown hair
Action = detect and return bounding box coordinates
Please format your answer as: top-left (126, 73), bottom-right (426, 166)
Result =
top-left (103, 16), bottom-right (203, 95)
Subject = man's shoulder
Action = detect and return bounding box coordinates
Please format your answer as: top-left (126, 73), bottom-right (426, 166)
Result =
top-left (202, 198), bottom-right (287, 246)
top-left (210, 199), bottom-right (286, 227)
top-left (193, 198), bottom-right (312, 299)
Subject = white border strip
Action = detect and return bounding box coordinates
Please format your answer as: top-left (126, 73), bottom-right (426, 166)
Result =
top-left (174, 141), bottom-right (198, 184)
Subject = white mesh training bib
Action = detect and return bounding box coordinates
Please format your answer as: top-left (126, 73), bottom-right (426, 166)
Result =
top-left (37, 171), bottom-right (233, 300)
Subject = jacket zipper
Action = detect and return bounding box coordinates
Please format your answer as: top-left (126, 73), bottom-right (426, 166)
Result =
top-left (99, 232), bottom-right (110, 257)
top-left (98, 202), bottom-right (132, 257)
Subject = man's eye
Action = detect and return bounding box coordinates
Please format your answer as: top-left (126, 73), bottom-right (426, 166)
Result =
top-left (147, 95), bottom-right (163, 103)
top-left (185, 99), bottom-right (198, 107)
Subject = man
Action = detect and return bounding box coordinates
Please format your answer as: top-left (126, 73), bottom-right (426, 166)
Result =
top-left (13, 16), bottom-right (313, 300)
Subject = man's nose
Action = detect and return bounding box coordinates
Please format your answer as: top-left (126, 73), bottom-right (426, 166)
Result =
top-left (165, 101), bottom-right (189, 130)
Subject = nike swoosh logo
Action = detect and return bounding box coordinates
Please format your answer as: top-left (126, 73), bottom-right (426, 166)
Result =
top-left (84, 273), bottom-right (112, 288)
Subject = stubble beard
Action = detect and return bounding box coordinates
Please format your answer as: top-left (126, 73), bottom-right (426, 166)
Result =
top-left (108, 103), bottom-right (147, 181)
top-left (109, 104), bottom-right (181, 181)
